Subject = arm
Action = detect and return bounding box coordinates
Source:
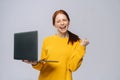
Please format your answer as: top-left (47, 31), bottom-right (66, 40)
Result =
top-left (32, 61), bottom-right (45, 71)
top-left (67, 39), bottom-right (89, 72)
top-left (67, 43), bottom-right (86, 72)
top-left (32, 38), bottom-right (48, 71)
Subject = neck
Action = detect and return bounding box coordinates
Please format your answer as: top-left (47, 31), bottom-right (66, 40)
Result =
top-left (56, 32), bottom-right (69, 38)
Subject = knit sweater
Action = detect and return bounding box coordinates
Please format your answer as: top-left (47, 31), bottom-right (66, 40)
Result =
top-left (32, 35), bottom-right (86, 80)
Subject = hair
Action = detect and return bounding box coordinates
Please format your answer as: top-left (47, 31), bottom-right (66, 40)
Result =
top-left (52, 9), bottom-right (80, 45)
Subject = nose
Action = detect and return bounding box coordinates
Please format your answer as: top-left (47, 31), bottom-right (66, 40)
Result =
top-left (60, 21), bottom-right (64, 25)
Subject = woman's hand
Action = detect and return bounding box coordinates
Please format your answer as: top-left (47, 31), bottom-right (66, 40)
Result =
top-left (22, 60), bottom-right (38, 66)
top-left (80, 38), bottom-right (89, 47)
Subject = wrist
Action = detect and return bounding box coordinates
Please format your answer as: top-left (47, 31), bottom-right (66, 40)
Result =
top-left (32, 62), bottom-right (38, 66)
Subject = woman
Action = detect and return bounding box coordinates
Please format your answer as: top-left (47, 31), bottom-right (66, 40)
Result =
top-left (24, 9), bottom-right (89, 80)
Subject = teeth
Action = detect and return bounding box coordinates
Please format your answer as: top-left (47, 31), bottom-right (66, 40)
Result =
top-left (60, 26), bottom-right (66, 29)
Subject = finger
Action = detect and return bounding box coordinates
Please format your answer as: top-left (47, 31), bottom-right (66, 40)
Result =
top-left (82, 38), bottom-right (89, 46)
top-left (23, 60), bottom-right (31, 64)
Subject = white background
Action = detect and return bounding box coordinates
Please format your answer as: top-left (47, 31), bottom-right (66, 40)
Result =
top-left (0, 0), bottom-right (120, 80)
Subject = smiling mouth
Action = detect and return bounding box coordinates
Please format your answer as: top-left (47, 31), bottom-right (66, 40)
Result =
top-left (60, 26), bottom-right (66, 29)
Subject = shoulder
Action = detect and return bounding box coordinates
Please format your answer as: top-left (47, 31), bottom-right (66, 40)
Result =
top-left (43, 35), bottom-right (56, 42)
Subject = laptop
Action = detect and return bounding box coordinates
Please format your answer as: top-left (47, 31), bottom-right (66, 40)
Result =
top-left (14, 31), bottom-right (38, 61)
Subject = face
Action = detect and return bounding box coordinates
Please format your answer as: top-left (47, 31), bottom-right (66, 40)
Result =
top-left (54, 13), bottom-right (69, 34)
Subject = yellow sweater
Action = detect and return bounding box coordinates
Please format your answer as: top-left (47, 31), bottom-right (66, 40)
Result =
top-left (32, 35), bottom-right (86, 80)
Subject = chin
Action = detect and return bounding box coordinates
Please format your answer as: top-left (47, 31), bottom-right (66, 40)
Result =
top-left (61, 31), bottom-right (67, 34)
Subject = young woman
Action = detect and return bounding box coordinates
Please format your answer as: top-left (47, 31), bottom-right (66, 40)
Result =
top-left (23, 9), bottom-right (89, 80)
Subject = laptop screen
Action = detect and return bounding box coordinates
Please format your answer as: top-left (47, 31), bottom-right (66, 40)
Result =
top-left (14, 31), bottom-right (38, 61)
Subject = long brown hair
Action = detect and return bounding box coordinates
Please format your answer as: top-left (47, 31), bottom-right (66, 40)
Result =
top-left (52, 10), bottom-right (80, 45)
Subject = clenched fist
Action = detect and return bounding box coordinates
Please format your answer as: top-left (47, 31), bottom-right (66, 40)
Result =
top-left (80, 38), bottom-right (89, 47)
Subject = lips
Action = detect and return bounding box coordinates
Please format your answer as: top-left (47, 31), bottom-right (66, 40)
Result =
top-left (60, 26), bottom-right (66, 29)
top-left (57, 25), bottom-right (68, 33)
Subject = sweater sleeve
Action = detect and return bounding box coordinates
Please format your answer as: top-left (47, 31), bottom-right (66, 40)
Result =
top-left (67, 41), bottom-right (86, 72)
top-left (32, 62), bottom-right (45, 71)
top-left (32, 38), bottom-right (47, 71)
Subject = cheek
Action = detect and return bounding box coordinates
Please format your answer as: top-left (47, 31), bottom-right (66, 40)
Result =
top-left (68, 21), bottom-right (70, 25)
top-left (54, 23), bottom-right (59, 28)
top-left (65, 21), bottom-right (70, 26)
